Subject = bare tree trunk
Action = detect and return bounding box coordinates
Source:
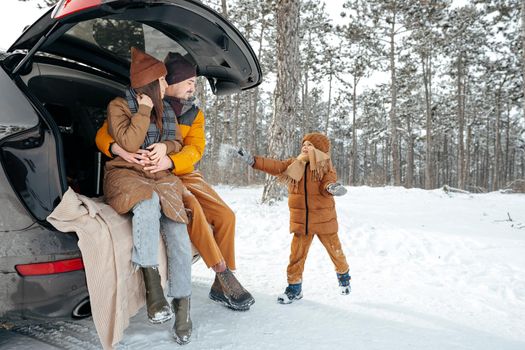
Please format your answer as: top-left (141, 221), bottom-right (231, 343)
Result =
top-left (363, 139), bottom-right (369, 185)
top-left (443, 134), bottom-right (449, 185)
top-left (406, 114), bottom-right (414, 188)
top-left (389, 18), bottom-right (401, 186)
top-left (495, 90), bottom-right (502, 189)
top-left (381, 140), bottom-right (386, 185)
top-left (435, 138), bottom-right (440, 187)
top-left (522, 0), bottom-right (525, 125)
top-left (486, 118), bottom-right (491, 191)
top-left (217, 0), bottom-right (232, 170)
top-left (466, 118), bottom-right (472, 189)
top-left (220, 0), bottom-right (231, 181)
top-left (522, 152), bottom-right (525, 179)
top-left (232, 95), bottom-right (240, 146)
top-left (324, 56), bottom-right (333, 133)
top-left (209, 99), bottom-right (220, 182)
top-left (422, 53), bottom-right (433, 189)
top-left (474, 142), bottom-right (480, 187)
top-left (247, 18), bottom-right (267, 184)
top-left (262, 0), bottom-right (301, 203)
top-left (221, 0), bottom-right (228, 16)
top-left (457, 54), bottom-right (466, 189)
top-left (302, 70), bottom-right (309, 133)
top-left (505, 95), bottom-right (511, 185)
top-left (350, 75), bottom-right (358, 185)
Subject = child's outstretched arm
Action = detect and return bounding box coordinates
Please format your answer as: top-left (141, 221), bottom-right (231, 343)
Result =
top-left (232, 147), bottom-right (292, 176)
top-left (252, 156), bottom-right (294, 176)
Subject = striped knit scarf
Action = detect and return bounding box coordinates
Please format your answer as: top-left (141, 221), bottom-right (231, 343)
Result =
top-left (125, 88), bottom-right (177, 149)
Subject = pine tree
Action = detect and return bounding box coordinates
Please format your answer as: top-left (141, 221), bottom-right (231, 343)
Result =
top-left (261, 0), bottom-right (301, 203)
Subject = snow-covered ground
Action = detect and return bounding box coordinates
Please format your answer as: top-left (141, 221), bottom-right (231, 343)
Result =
top-left (2, 185), bottom-right (525, 349)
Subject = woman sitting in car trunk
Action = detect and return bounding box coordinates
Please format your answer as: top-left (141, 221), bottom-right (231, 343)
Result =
top-left (103, 47), bottom-right (192, 345)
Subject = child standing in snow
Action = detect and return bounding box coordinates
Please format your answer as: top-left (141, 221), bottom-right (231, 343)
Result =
top-left (233, 132), bottom-right (351, 304)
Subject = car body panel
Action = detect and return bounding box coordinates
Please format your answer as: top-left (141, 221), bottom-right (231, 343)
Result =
top-left (0, 166), bottom-right (33, 233)
top-left (0, 60), bottom-right (87, 320)
top-left (0, 269), bottom-right (87, 320)
top-left (0, 68), bottom-right (38, 141)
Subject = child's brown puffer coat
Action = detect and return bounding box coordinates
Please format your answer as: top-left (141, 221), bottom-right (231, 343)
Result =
top-left (252, 157), bottom-right (338, 235)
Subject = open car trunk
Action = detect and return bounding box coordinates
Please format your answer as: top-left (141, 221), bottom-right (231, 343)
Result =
top-left (3, 0), bottom-right (262, 216)
top-left (23, 59), bottom-right (124, 197)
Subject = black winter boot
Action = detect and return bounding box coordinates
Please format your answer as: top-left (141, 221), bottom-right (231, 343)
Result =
top-left (277, 283), bottom-right (303, 304)
top-left (209, 269), bottom-right (254, 311)
top-left (337, 271), bottom-right (351, 295)
top-left (172, 297), bottom-right (192, 345)
top-left (141, 267), bottom-right (173, 324)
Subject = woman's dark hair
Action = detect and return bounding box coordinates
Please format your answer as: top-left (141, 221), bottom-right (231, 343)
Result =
top-left (134, 79), bottom-right (163, 132)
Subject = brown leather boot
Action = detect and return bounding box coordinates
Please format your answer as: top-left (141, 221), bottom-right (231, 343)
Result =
top-left (141, 267), bottom-right (173, 324)
top-left (209, 269), bottom-right (255, 311)
top-left (172, 297), bottom-right (192, 345)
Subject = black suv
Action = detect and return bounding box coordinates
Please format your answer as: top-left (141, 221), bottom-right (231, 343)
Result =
top-left (0, 0), bottom-right (261, 321)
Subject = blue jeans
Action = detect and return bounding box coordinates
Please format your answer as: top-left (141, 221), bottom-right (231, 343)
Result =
top-left (132, 192), bottom-right (192, 298)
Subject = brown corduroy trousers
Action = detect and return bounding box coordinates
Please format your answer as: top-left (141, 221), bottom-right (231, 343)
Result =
top-left (287, 232), bottom-right (349, 284)
top-left (180, 171), bottom-right (236, 270)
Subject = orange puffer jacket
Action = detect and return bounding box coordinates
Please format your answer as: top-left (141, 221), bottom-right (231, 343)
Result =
top-left (253, 156), bottom-right (338, 235)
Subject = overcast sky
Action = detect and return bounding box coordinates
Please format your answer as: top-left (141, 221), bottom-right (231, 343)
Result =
top-left (0, 0), bottom-right (47, 50)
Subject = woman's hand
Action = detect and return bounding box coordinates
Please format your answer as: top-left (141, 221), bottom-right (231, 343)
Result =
top-left (146, 143), bottom-right (167, 164)
top-left (111, 143), bottom-right (144, 165)
top-left (136, 93), bottom-right (153, 108)
top-left (143, 155), bottom-right (174, 173)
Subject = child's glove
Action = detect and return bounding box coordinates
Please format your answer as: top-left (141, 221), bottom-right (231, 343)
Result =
top-left (326, 183), bottom-right (347, 196)
top-left (236, 147), bottom-right (255, 166)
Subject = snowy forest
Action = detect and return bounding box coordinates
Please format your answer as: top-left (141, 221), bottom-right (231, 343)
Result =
top-left (23, 0), bottom-right (525, 195)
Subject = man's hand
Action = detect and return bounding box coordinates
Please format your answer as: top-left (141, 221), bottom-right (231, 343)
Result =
top-left (143, 155), bottom-right (174, 174)
top-left (111, 143), bottom-right (144, 165)
top-left (146, 143), bottom-right (167, 164)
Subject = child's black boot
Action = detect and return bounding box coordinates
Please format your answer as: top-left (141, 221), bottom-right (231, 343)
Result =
top-left (337, 271), bottom-right (351, 295)
top-left (277, 283), bottom-right (303, 304)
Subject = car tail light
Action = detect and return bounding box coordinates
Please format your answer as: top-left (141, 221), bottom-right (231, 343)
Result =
top-left (16, 258), bottom-right (84, 276)
top-left (52, 0), bottom-right (104, 19)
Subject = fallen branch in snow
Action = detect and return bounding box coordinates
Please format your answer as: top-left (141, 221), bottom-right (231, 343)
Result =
top-left (495, 212), bottom-right (513, 222)
top-left (494, 212), bottom-right (525, 229)
top-left (504, 179), bottom-right (525, 193)
top-left (442, 185), bottom-right (470, 194)
top-left (466, 185), bottom-right (487, 193)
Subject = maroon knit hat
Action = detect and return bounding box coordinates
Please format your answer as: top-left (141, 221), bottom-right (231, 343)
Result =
top-left (164, 52), bottom-right (196, 85)
top-left (302, 132), bottom-right (331, 153)
top-left (129, 47), bottom-right (167, 88)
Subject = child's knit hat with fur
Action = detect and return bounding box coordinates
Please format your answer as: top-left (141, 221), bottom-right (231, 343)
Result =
top-left (302, 132), bottom-right (331, 153)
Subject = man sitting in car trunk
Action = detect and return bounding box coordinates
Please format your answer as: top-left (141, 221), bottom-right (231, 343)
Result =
top-left (96, 52), bottom-right (255, 312)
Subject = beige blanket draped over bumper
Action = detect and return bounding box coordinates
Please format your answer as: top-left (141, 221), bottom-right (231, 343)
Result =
top-left (47, 187), bottom-right (167, 350)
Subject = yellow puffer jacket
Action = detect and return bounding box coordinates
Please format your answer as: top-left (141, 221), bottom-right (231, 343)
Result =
top-left (96, 107), bottom-right (206, 176)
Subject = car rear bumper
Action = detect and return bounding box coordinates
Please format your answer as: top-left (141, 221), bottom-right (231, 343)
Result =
top-left (0, 269), bottom-right (89, 320)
